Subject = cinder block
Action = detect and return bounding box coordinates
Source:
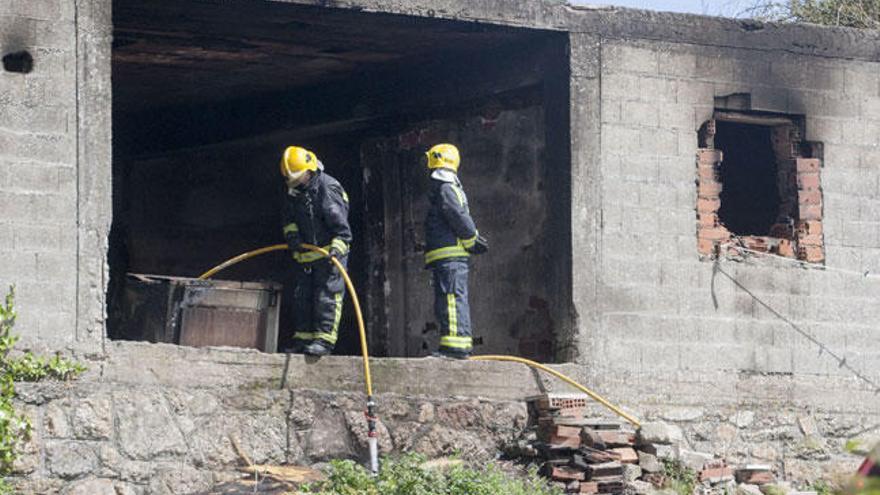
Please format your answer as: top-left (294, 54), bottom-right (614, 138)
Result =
top-left (805, 117), bottom-right (842, 144)
top-left (601, 125), bottom-right (641, 155)
top-left (639, 76), bottom-right (677, 103)
top-left (602, 72), bottom-right (641, 102)
top-left (658, 49), bottom-right (697, 77)
top-left (844, 67), bottom-right (880, 97)
top-left (13, 224), bottom-right (60, 251)
top-left (770, 61), bottom-right (843, 92)
top-left (695, 56), bottom-right (736, 82)
top-left (621, 101), bottom-right (659, 127)
top-left (32, 18), bottom-right (76, 49)
top-left (10, 0), bottom-right (66, 21)
top-left (861, 97), bottom-right (880, 119)
top-left (639, 128), bottom-right (678, 156)
top-left (602, 43), bottom-right (659, 74)
top-left (7, 162), bottom-right (60, 193)
top-left (677, 80), bottom-right (715, 105)
top-left (0, 223), bottom-right (11, 250)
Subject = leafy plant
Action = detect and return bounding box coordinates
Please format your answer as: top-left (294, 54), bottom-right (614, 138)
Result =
top-left (301, 453), bottom-right (563, 495)
top-left (662, 458), bottom-right (698, 495)
top-left (741, 0), bottom-right (880, 29)
top-left (810, 479), bottom-right (835, 495)
top-left (0, 285), bottom-right (31, 478)
top-left (0, 285), bottom-right (87, 489)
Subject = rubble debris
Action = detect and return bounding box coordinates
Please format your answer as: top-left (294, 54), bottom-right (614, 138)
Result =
top-left (516, 395), bottom-right (789, 495)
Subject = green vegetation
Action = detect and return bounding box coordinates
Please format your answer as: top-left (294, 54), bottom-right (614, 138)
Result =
top-left (746, 0), bottom-right (880, 29)
top-left (301, 454), bottom-right (563, 495)
top-left (810, 479), bottom-right (835, 495)
top-left (662, 458), bottom-right (697, 495)
top-left (0, 286), bottom-right (86, 492)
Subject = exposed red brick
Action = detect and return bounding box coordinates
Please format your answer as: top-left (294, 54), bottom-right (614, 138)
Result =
top-left (549, 434), bottom-right (581, 449)
top-left (796, 158), bottom-right (821, 173)
top-left (697, 149), bottom-right (723, 163)
top-left (697, 197), bottom-right (721, 213)
top-left (736, 470), bottom-right (775, 485)
top-left (798, 190), bottom-right (822, 205)
top-left (797, 172), bottom-right (821, 191)
top-left (744, 236), bottom-right (770, 252)
top-left (698, 213), bottom-right (718, 227)
top-left (798, 245), bottom-right (825, 263)
top-left (697, 166), bottom-right (719, 181)
top-left (548, 425), bottom-right (583, 439)
top-left (799, 204), bottom-right (823, 221)
top-left (596, 430), bottom-right (636, 446)
top-left (697, 238), bottom-right (715, 255)
top-left (550, 466), bottom-right (586, 482)
top-left (557, 406), bottom-right (586, 418)
top-left (799, 233), bottom-right (823, 247)
top-left (699, 226), bottom-right (731, 242)
top-left (699, 466), bottom-right (735, 482)
top-left (797, 220), bottom-right (823, 236)
top-left (698, 180), bottom-right (723, 198)
top-left (776, 239), bottom-right (795, 258)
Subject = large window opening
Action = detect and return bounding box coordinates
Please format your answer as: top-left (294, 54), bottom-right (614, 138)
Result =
top-left (107, 0), bottom-right (572, 361)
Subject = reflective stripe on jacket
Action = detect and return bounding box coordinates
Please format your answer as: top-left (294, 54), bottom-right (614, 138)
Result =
top-left (281, 171), bottom-right (352, 263)
top-left (424, 175), bottom-right (478, 266)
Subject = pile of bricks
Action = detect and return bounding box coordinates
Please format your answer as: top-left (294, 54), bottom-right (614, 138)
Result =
top-left (525, 394), bottom-right (636, 494)
top-left (518, 395), bottom-right (779, 495)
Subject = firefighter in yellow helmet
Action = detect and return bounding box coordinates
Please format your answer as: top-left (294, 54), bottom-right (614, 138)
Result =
top-left (423, 143), bottom-right (487, 359)
top-left (280, 146), bottom-right (352, 356)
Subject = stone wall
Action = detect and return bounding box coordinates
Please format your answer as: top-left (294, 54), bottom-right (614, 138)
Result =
top-left (8, 343), bottom-right (874, 493)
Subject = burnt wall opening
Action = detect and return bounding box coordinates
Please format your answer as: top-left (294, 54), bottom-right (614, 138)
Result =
top-left (108, 0), bottom-right (571, 360)
top-left (715, 121), bottom-right (779, 235)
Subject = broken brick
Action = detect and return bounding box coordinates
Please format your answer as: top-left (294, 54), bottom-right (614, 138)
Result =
top-left (699, 466), bottom-right (735, 483)
top-left (549, 466), bottom-right (585, 482)
top-left (769, 223), bottom-right (794, 238)
top-left (596, 430), bottom-right (636, 447)
top-left (698, 213), bottom-right (718, 227)
top-left (798, 245), bottom-right (825, 263)
top-left (549, 434), bottom-right (581, 450)
top-left (743, 236), bottom-right (770, 252)
top-left (776, 239), bottom-right (795, 258)
top-left (697, 238), bottom-right (715, 256)
top-left (697, 197), bottom-right (721, 213)
top-left (579, 481), bottom-right (599, 494)
top-left (798, 233), bottom-right (823, 247)
top-left (797, 172), bottom-right (821, 191)
top-left (797, 220), bottom-right (823, 236)
top-left (796, 158), bottom-right (821, 173)
top-left (698, 226), bottom-right (730, 242)
top-left (798, 190), bottom-right (822, 205)
top-left (697, 149), bottom-right (723, 163)
top-left (799, 203), bottom-right (823, 221)
top-left (698, 180), bottom-right (722, 198)
top-left (736, 469), bottom-right (775, 485)
top-left (608, 447), bottom-right (638, 464)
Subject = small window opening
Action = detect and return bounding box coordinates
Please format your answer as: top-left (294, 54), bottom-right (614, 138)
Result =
top-left (2, 51), bottom-right (33, 73)
top-left (697, 110), bottom-right (824, 263)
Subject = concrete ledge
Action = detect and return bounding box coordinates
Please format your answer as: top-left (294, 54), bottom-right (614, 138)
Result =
top-left (97, 341), bottom-right (591, 401)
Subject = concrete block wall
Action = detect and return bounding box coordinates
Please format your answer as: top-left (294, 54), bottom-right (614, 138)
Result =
top-left (0, 0), bottom-right (80, 350)
top-left (0, 0), bottom-right (110, 353)
top-left (586, 37), bottom-right (880, 386)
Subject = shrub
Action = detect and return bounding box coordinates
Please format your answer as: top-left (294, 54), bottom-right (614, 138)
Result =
top-left (301, 453), bottom-right (563, 495)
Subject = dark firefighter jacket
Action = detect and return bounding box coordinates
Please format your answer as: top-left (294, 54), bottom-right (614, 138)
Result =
top-left (282, 171), bottom-right (352, 263)
top-left (424, 175), bottom-right (478, 266)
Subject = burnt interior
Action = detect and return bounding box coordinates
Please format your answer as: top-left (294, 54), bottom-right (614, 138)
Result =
top-left (715, 121), bottom-right (780, 235)
top-left (109, 0), bottom-right (572, 360)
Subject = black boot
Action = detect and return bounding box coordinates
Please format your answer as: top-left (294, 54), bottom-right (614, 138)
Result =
top-left (304, 341), bottom-right (332, 357)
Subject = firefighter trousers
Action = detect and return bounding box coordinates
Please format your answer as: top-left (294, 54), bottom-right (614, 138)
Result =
top-left (431, 260), bottom-right (472, 354)
top-left (291, 256), bottom-right (347, 347)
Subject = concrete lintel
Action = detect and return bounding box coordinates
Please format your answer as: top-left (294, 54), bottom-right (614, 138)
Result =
top-left (269, 0), bottom-right (880, 62)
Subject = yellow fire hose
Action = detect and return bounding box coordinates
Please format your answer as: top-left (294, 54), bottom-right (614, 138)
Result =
top-left (198, 244), bottom-right (642, 473)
